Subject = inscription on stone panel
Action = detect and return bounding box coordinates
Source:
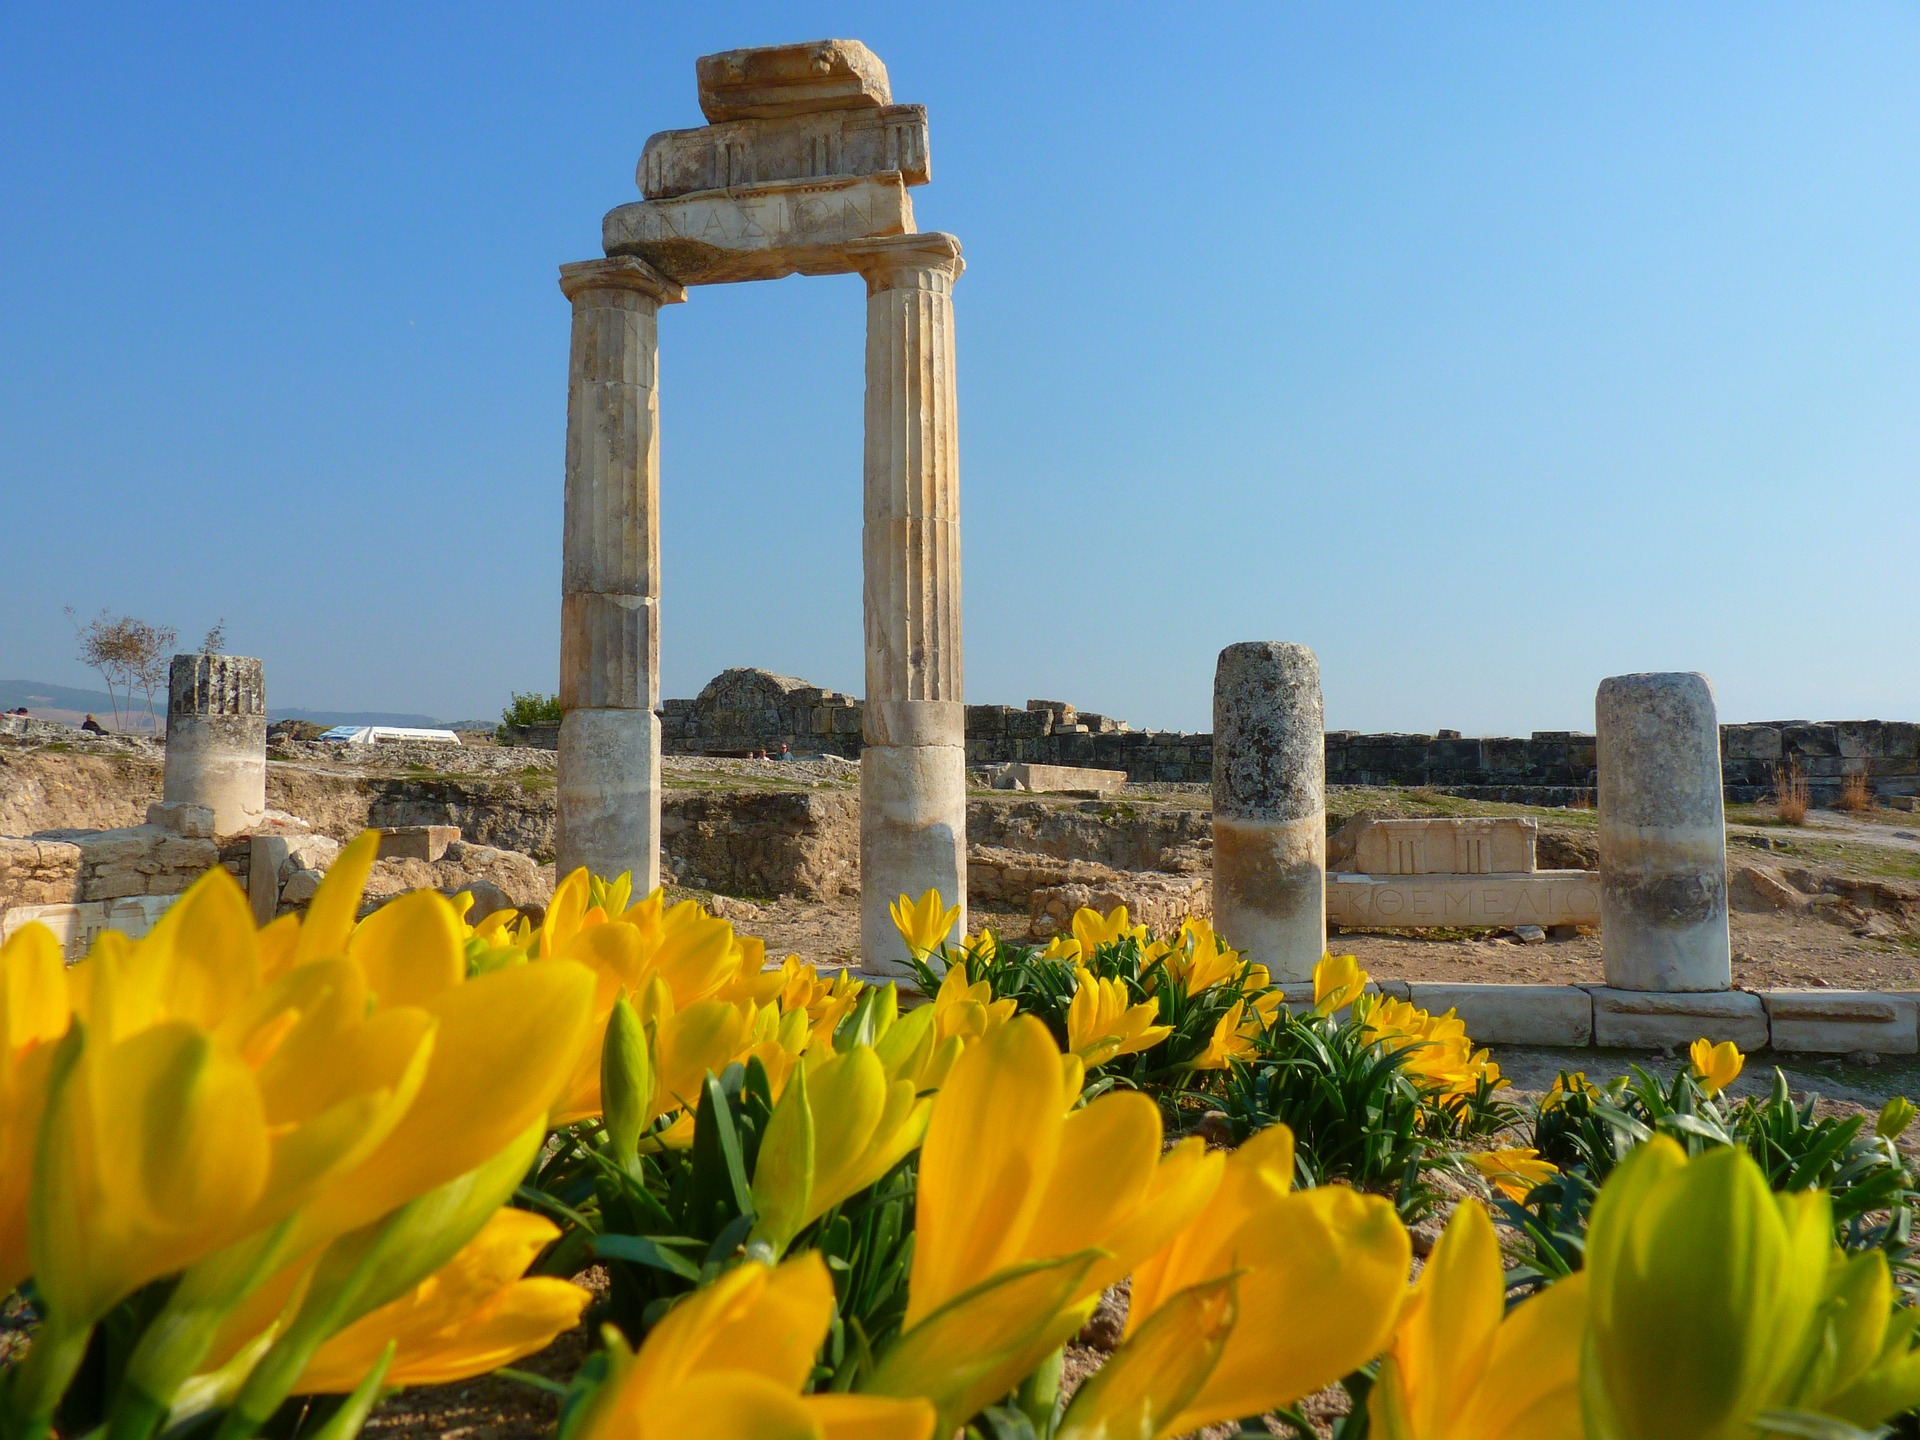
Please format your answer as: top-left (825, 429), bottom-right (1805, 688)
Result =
top-left (1326, 872), bottom-right (1600, 929)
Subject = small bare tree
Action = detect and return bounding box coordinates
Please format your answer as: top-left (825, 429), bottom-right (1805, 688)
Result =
top-left (201, 618), bottom-right (227, 654)
top-left (67, 608), bottom-right (177, 734)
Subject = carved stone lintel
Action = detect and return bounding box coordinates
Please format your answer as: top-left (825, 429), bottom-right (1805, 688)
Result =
top-left (640, 104), bottom-right (929, 198)
top-left (603, 174), bottom-right (914, 286)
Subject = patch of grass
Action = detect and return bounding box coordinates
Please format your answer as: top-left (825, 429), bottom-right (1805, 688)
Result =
top-left (1837, 772), bottom-right (1878, 813)
top-left (1775, 757), bottom-right (1810, 825)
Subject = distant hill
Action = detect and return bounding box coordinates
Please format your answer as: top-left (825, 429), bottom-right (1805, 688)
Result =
top-left (0, 680), bottom-right (455, 733)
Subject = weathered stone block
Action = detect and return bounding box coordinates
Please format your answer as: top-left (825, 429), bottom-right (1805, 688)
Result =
top-left (377, 825), bottom-right (460, 863)
top-left (1407, 983), bottom-right (1594, 1046)
top-left (604, 174), bottom-right (912, 285)
top-left (250, 834), bottom-right (292, 925)
top-left (641, 104), bottom-right (928, 198)
top-left (1589, 987), bottom-right (1769, 1050)
top-left (993, 763), bottom-right (1127, 795)
top-left (696, 39), bottom-right (891, 122)
top-left (146, 801), bottom-right (216, 838)
top-left (1760, 990), bottom-right (1920, 1055)
top-left (1347, 818), bottom-right (1536, 877)
top-left (0, 837), bottom-right (83, 907)
top-left (0, 894), bottom-right (175, 962)
top-left (1327, 872), bottom-right (1599, 929)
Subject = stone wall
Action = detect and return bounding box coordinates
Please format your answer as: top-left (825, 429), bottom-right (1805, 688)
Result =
top-left (560, 669), bottom-right (1920, 800)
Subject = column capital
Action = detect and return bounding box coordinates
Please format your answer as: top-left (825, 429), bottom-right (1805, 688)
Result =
top-left (558, 255), bottom-right (687, 306)
top-left (846, 231), bottom-right (963, 293)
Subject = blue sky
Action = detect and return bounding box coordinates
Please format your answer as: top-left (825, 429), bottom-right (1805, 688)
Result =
top-left (2, 4), bottom-right (1914, 733)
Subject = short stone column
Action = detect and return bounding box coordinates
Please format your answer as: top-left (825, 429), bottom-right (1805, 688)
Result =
top-left (1212, 642), bottom-right (1326, 982)
top-left (1597, 672), bottom-right (1731, 991)
top-left (851, 233), bottom-right (966, 977)
top-left (163, 653), bottom-right (266, 834)
top-left (555, 256), bottom-right (686, 891)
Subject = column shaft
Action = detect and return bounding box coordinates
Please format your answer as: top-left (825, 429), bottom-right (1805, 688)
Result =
top-left (1212, 642), bottom-right (1327, 981)
top-left (1597, 671), bottom-right (1731, 991)
top-left (555, 257), bottom-right (684, 891)
top-left (854, 235), bottom-right (966, 977)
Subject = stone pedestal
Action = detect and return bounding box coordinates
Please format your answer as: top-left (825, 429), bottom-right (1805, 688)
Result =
top-left (1597, 672), bottom-right (1731, 991)
top-left (555, 256), bottom-right (685, 892)
top-left (854, 234), bottom-right (966, 977)
top-left (1212, 642), bottom-right (1325, 981)
top-left (162, 653), bottom-right (266, 835)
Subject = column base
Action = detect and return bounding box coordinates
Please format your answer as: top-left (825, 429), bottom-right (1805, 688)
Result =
top-left (1212, 813), bottom-right (1325, 983)
top-left (162, 716), bottom-right (267, 836)
top-left (859, 743), bottom-right (966, 981)
top-left (1600, 871), bottom-right (1732, 991)
top-left (556, 708), bottom-right (661, 894)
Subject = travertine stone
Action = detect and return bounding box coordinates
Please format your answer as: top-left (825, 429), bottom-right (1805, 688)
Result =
top-left (1212, 642), bottom-right (1325, 982)
top-left (249, 834), bottom-right (291, 925)
top-left (1598, 672), bottom-right (1731, 992)
top-left (604, 174), bottom-right (913, 286)
top-left (640, 105), bottom-right (929, 198)
top-left (860, 743), bottom-right (966, 980)
top-left (163, 653), bottom-right (267, 835)
top-left (377, 825), bottom-right (461, 863)
top-left (696, 39), bottom-right (891, 122)
top-left (856, 233), bottom-right (966, 975)
top-left (1348, 818), bottom-right (1537, 877)
top-left (1327, 872), bottom-right (1600, 929)
top-left (556, 710), bottom-right (662, 895)
top-left (1588, 987), bottom-right (1768, 1050)
top-left (0, 895), bottom-right (175, 962)
top-left (1407, 983), bottom-right (1594, 1046)
top-left (992, 763), bottom-right (1128, 795)
top-left (145, 801), bottom-right (215, 839)
top-left (1761, 990), bottom-right (1920, 1055)
top-left (556, 256), bottom-right (683, 890)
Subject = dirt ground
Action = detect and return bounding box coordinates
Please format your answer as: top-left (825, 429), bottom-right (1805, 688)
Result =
top-left (709, 893), bottom-right (1919, 994)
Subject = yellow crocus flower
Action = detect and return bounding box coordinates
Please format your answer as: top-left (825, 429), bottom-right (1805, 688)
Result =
top-left (577, 1252), bottom-right (933, 1440)
top-left (1163, 917), bottom-right (1242, 994)
top-left (33, 1020), bottom-right (276, 1325)
top-left (1122, 1124), bottom-right (1408, 1433)
top-left (1583, 1138), bottom-right (1833, 1440)
top-left (750, 1046), bottom-right (928, 1253)
top-left (1689, 1037), bottom-right (1745, 1097)
top-left (1876, 1095), bottom-right (1916, 1140)
top-left (0, 924), bottom-right (70, 1296)
top-left (1311, 952), bottom-right (1368, 1016)
top-left (1070, 905), bottom-right (1133, 958)
top-left (1190, 998), bottom-right (1257, 1070)
top-left (1796, 1247), bottom-right (1920, 1426)
top-left (1542, 1070), bottom-right (1598, 1112)
top-left (929, 960), bottom-right (1013, 1045)
top-left (867, 1017), bottom-right (1221, 1428)
top-left (890, 889), bottom-right (961, 958)
top-left (1370, 1200), bottom-right (1586, 1440)
top-left (293, 1209), bottom-right (589, 1393)
top-left (1065, 967), bottom-right (1172, 1066)
top-left (1465, 1147), bottom-right (1559, 1204)
top-left (1040, 934), bottom-right (1082, 963)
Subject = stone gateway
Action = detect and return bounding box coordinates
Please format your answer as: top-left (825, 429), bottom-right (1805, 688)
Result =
top-left (556, 40), bottom-right (966, 977)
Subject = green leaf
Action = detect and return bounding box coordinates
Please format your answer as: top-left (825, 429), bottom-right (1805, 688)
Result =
top-left (590, 1234), bottom-right (702, 1282)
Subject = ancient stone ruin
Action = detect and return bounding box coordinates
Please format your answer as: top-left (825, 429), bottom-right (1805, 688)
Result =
top-left (555, 40), bottom-right (964, 975)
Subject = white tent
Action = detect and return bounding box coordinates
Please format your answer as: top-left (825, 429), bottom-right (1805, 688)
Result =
top-left (316, 725), bottom-right (462, 746)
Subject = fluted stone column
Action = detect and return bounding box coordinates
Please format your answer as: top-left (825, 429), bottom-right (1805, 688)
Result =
top-left (851, 233), bottom-right (966, 977)
top-left (163, 653), bottom-right (266, 834)
top-left (1212, 642), bottom-right (1326, 981)
top-left (1597, 672), bottom-right (1731, 991)
top-left (555, 256), bottom-right (685, 891)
